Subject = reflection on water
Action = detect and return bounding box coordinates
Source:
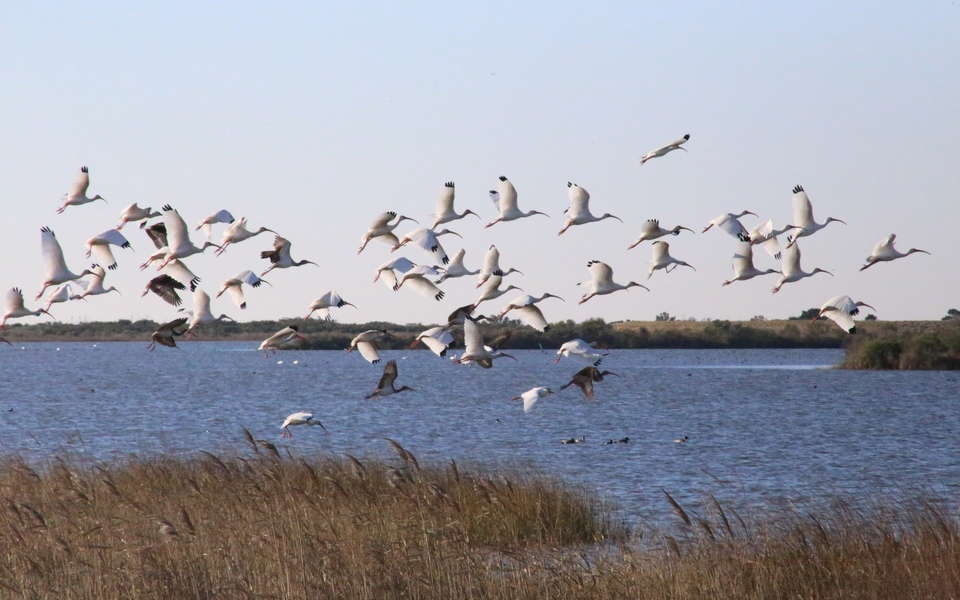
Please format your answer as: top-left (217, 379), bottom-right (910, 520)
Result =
top-left (2, 343), bottom-right (959, 524)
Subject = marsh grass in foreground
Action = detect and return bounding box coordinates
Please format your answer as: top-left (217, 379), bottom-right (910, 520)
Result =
top-left (0, 441), bottom-right (621, 599)
top-left (1, 444), bottom-right (959, 599)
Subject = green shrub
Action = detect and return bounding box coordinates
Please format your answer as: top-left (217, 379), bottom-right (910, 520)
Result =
top-left (843, 339), bottom-right (902, 369)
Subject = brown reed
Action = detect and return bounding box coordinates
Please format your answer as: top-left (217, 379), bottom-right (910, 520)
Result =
top-left (1, 450), bottom-right (958, 599)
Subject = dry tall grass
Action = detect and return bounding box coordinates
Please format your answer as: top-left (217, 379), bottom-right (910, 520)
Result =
top-left (2, 445), bottom-right (959, 599)
top-left (0, 440), bottom-right (620, 599)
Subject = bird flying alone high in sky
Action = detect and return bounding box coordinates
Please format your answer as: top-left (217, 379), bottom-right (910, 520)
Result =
top-left (56, 166), bottom-right (106, 213)
top-left (639, 134), bottom-right (689, 166)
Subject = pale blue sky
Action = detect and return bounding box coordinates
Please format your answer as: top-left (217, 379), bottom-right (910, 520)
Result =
top-left (1, 2), bottom-right (958, 326)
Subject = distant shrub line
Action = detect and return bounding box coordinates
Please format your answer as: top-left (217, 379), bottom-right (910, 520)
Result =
top-left (5, 319), bottom-right (960, 368)
top-left (2, 318), bottom-right (849, 349)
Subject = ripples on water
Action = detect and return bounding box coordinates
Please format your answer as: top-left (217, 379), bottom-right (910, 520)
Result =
top-left (2, 343), bottom-right (959, 524)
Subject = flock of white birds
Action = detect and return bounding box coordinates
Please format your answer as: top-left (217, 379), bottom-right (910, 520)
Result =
top-left (0, 135), bottom-right (933, 433)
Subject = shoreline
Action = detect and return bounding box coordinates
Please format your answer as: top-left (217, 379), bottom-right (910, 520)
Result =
top-left (0, 318), bottom-right (953, 347)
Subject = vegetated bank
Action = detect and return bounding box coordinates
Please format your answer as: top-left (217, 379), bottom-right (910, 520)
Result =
top-left (1, 445), bottom-right (958, 599)
top-left (837, 318), bottom-right (960, 369)
top-left (4, 318), bottom-right (954, 350)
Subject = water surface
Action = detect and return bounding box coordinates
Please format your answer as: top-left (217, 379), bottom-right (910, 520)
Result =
top-left (2, 343), bottom-right (958, 524)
